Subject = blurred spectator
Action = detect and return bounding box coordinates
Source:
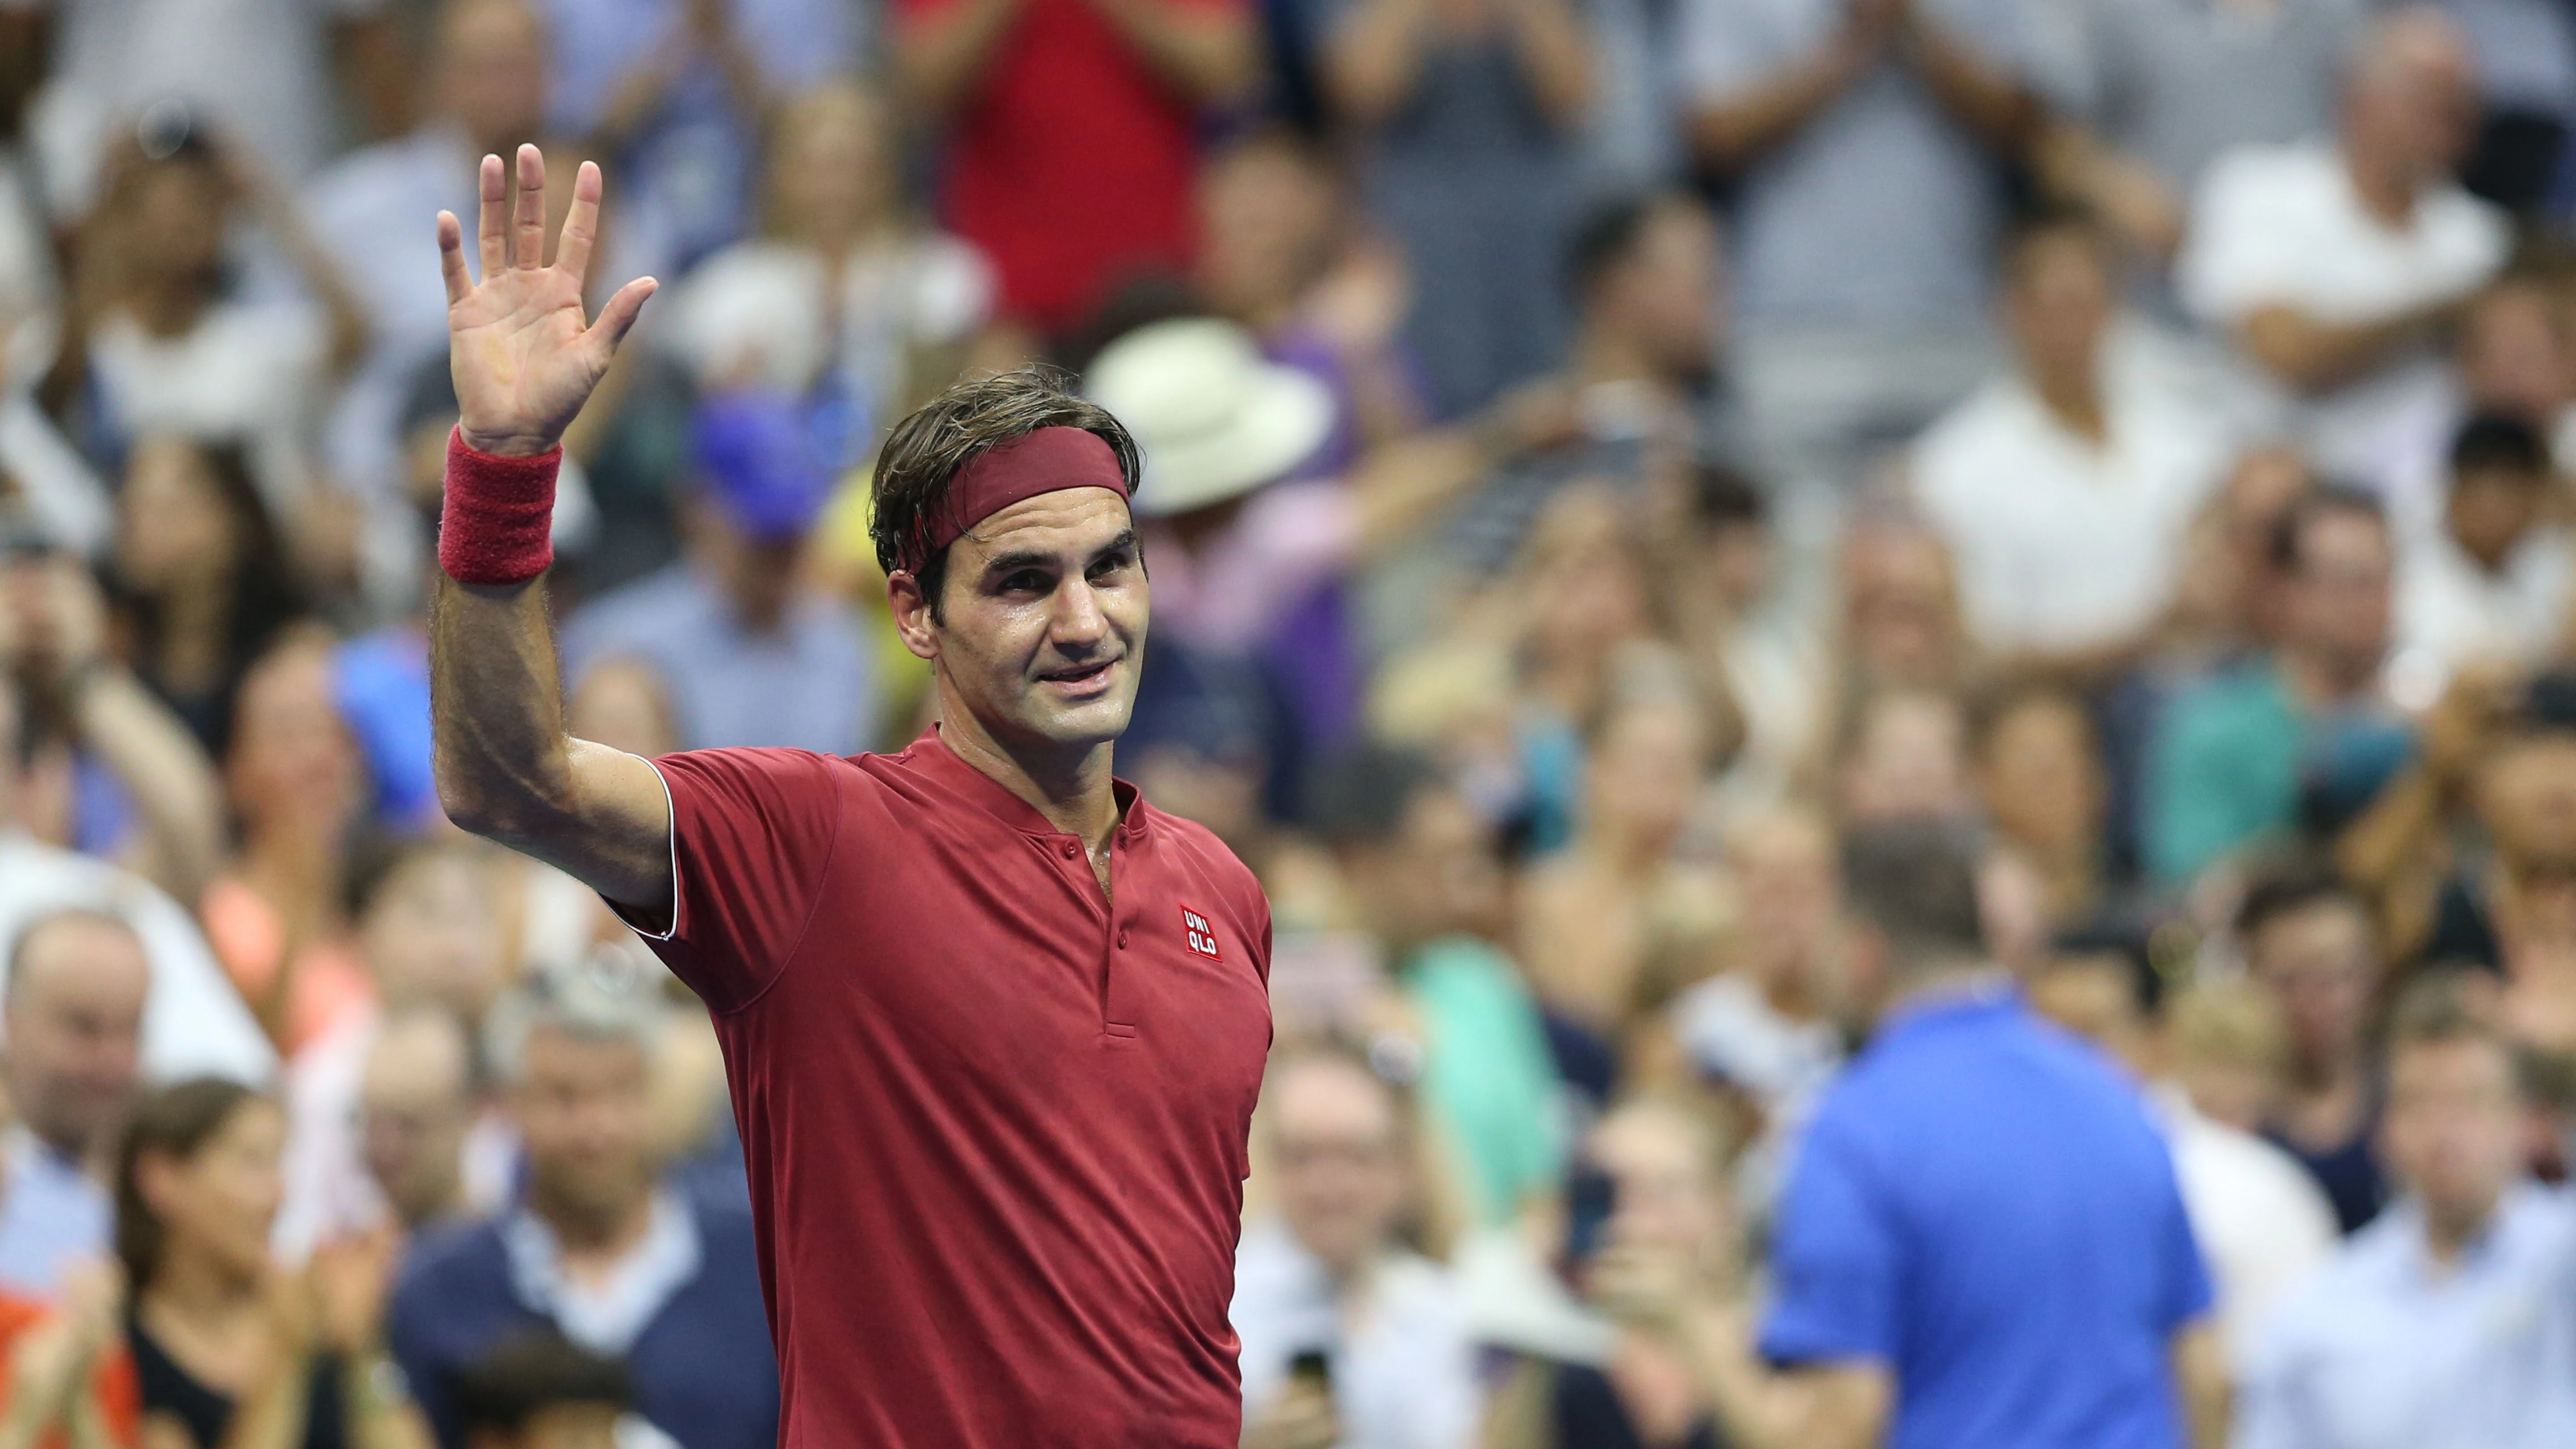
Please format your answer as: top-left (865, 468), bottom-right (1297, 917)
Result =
top-left (2168, 977), bottom-right (2297, 1137)
top-left (1911, 211), bottom-right (2231, 665)
top-left (891, 0), bottom-right (1256, 336)
top-left (1972, 678), bottom-right (2123, 936)
top-left (1832, 684), bottom-right (1972, 828)
top-left (40, 120), bottom-right (370, 509)
top-left (1830, 512), bottom-right (1970, 703)
top-left (2038, 0), bottom-right (2368, 262)
top-left (2177, 8), bottom-right (2509, 481)
top-left (2427, 0), bottom-right (2576, 210)
top-left (449, 1330), bottom-right (641, 1449)
top-left (2237, 865), bottom-right (2390, 1233)
top-left (352, 1010), bottom-right (480, 1243)
top-left (1234, 1045), bottom-right (1476, 1449)
top-left (0, 908), bottom-right (134, 1296)
top-left (561, 390), bottom-right (873, 754)
top-left (1666, 466), bottom-right (1830, 816)
top-left (387, 972), bottom-right (776, 1449)
top-left (1672, 822), bottom-right (2224, 1448)
top-left (0, 1259), bottom-right (136, 1446)
top-left (2236, 975), bottom-right (2576, 1448)
top-left (1682, 0), bottom-right (2051, 486)
top-left (2390, 413), bottom-right (2571, 693)
top-left (116, 1077), bottom-right (430, 1449)
top-left (1318, 0), bottom-right (1595, 418)
top-left (658, 83), bottom-right (992, 441)
top-left (2146, 487), bottom-right (2403, 883)
top-left (2027, 930), bottom-right (2340, 1374)
top-left (202, 633), bottom-right (374, 1055)
top-left (0, 678), bottom-right (274, 1087)
top-left (111, 437), bottom-right (305, 756)
top-left (1311, 747), bottom-right (1567, 1228)
top-left (1485, 1097), bottom-right (1736, 1449)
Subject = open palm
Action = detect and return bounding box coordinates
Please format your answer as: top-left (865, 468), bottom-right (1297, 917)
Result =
top-left (439, 145), bottom-right (657, 458)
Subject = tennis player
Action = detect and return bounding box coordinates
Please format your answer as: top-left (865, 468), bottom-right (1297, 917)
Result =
top-left (427, 146), bottom-right (1273, 1448)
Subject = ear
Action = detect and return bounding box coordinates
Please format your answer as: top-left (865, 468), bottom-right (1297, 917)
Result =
top-left (886, 571), bottom-right (940, 664)
top-left (133, 1151), bottom-right (183, 1226)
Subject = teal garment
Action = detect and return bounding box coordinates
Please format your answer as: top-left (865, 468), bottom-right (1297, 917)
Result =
top-left (1401, 935), bottom-right (1568, 1225)
top-left (2146, 661), bottom-right (2302, 883)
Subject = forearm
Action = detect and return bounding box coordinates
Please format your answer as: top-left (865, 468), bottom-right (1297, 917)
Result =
top-left (1904, 17), bottom-right (2039, 154)
top-left (896, 0), bottom-right (1028, 120)
top-left (1348, 426), bottom-right (1502, 557)
top-left (1323, 0), bottom-right (1434, 128)
top-left (2240, 303), bottom-right (2449, 393)
top-left (1674, 1309), bottom-right (1887, 1449)
top-left (68, 664), bottom-right (228, 906)
top-left (342, 1352), bottom-right (433, 1449)
top-left (1089, 0), bottom-right (1259, 105)
top-left (1498, 0), bottom-right (1594, 128)
top-left (1690, 43), bottom-right (1868, 170)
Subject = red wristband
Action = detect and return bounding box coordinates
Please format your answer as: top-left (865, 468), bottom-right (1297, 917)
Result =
top-left (438, 428), bottom-right (560, 586)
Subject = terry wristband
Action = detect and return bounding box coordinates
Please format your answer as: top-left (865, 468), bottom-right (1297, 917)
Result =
top-left (438, 427), bottom-right (560, 586)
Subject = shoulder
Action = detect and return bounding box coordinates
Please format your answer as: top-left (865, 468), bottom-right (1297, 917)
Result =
top-left (1147, 808), bottom-right (1267, 919)
top-left (391, 1217), bottom-right (512, 1305)
top-left (1912, 381), bottom-right (2042, 500)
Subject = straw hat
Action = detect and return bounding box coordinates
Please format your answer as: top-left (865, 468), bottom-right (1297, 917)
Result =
top-left (1085, 318), bottom-right (1335, 519)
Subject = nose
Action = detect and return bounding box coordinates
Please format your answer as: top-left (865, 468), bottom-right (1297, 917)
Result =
top-left (1050, 576), bottom-right (1109, 652)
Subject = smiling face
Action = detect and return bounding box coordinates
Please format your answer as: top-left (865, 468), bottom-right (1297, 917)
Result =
top-left (892, 487), bottom-right (1148, 761)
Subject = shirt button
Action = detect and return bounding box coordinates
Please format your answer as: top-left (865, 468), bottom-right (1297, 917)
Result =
top-left (1061, 840), bottom-right (1080, 859)
top-left (1117, 929), bottom-right (1129, 949)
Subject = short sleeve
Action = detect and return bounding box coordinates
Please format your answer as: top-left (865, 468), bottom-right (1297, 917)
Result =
top-left (616, 748), bottom-right (843, 1014)
top-left (2153, 1152), bottom-right (2217, 1334)
top-left (1759, 1110), bottom-right (1902, 1367)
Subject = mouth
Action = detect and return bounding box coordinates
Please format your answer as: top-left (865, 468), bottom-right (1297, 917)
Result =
top-left (1037, 658), bottom-right (1120, 697)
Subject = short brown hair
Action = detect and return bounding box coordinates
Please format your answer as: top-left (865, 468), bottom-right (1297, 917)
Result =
top-left (114, 1077), bottom-right (268, 1290)
top-left (2386, 971), bottom-right (2505, 1056)
top-left (868, 366), bottom-right (1143, 608)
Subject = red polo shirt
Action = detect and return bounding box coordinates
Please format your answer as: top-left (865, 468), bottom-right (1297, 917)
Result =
top-left (619, 729), bottom-right (1273, 1448)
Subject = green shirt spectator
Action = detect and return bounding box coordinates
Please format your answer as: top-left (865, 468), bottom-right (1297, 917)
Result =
top-left (1401, 934), bottom-right (1569, 1225)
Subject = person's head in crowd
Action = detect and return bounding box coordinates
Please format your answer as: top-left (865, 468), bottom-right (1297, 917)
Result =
top-left (491, 971), bottom-right (662, 1241)
top-left (2026, 922), bottom-right (2162, 1076)
top-left (871, 367), bottom-right (1147, 758)
top-left (1837, 820), bottom-right (1991, 1005)
top-left (2271, 484), bottom-right (2393, 696)
top-left (2444, 414), bottom-right (2553, 572)
top-left (1680, 465), bottom-right (1772, 618)
top-left (2339, 7), bottom-right (2482, 196)
top-left (1519, 486), bottom-right (1660, 687)
top-left (2456, 275), bottom-right (2573, 428)
top-left (4, 908), bottom-right (148, 1160)
top-left (114, 437), bottom-right (302, 747)
top-left (1838, 514), bottom-right (1966, 691)
top-left (1581, 1096), bottom-right (1734, 1300)
top-left (2379, 974), bottom-right (2527, 1254)
top-left (1567, 192), bottom-right (1721, 389)
top-left (1970, 678), bottom-right (2106, 922)
top-left (2190, 447), bottom-right (2313, 648)
top-left (685, 390), bottom-right (836, 635)
top-left (1582, 695), bottom-right (1709, 861)
top-left (1195, 127), bottom-right (1348, 329)
top-left (760, 83), bottom-right (898, 253)
top-left (1310, 747), bottom-right (1507, 958)
top-left (223, 631), bottom-right (364, 850)
top-left (2167, 979), bottom-right (2294, 1133)
top-left (430, 0), bottom-right (548, 161)
top-left (1835, 686), bottom-right (1971, 827)
top-left (2000, 209), bottom-right (2116, 405)
top-left (1263, 1043), bottom-right (1413, 1279)
top-left (1721, 805), bottom-right (1842, 1008)
top-left (350, 838), bottom-right (509, 1022)
top-left (1084, 316), bottom-right (1331, 543)
top-left (2236, 864), bottom-right (2378, 1088)
top-left (114, 1078), bottom-right (284, 1299)
top-left (567, 655), bottom-right (683, 759)
top-left (83, 115), bottom-right (229, 314)
top-left (358, 1006), bottom-right (478, 1237)
top-left (455, 1330), bottom-right (633, 1449)
top-left (2470, 681), bottom-right (2576, 927)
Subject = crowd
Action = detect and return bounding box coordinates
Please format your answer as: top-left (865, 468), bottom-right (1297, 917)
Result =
top-left (7, 0), bottom-right (2576, 1444)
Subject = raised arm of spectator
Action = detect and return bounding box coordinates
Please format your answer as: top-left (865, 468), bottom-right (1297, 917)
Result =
top-left (1344, 379), bottom-right (1580, 558)
top-left (217, 137), bottom-right (373, 381)
top-left (2033, 125), bottom-right (2187, 260)
top-left (598, 0), bottom-right (777, 154)
top-left (428, 148), bottom-right (671, 915)
top-left (2235, 301), bottom-right (2459, 394)
top-left (1322, 0), bottom-right (1438, 131)
top-left (1898, 7), bottom-right (2041, 156)
top-left (1497, 0), bottom-right (1595, 130)
top-left (1687, 0), bottom-right (1892, 172)
top-left (895, 0), bottom-right (1030, 121)
top-left (1084, 0), bottom-right (1261, 105)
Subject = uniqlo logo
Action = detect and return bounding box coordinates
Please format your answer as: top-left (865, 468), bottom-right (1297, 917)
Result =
top-left (1182, 907), bottom-right (1223, 961)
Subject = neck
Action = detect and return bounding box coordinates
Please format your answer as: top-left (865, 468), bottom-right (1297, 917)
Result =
top-left (129, 273), bottom-right (213, 338)
top-left (1878, 958), bottom-right (2007, 1026)
top-left (2283, 645), bottom-right (2376, 710)
top-left (936, 708), bottom-right (1122, 849)
top-left (2422, 1191), bottom-right (2505, 1264)
top-left (148, 1246), bottom-right (261, 1321)
top-left (1571, 326), bottom-right (1671, 396)
top-left (2346, 146), bottom-right (2419, 229)
top-left (534, 1185), bottom-right (656, 1258)
top-left (2030, 360), bottom-right (2107, 443)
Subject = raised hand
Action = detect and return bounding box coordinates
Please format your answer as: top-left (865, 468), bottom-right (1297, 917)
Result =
top-left (437, 145), bottom-right (657, 459)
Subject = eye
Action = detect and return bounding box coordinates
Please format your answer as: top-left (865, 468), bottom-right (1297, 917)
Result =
top-left (999, 570), bottom-right (1049, 595)
top-left (1088, 550), bottom-right (1135, 581)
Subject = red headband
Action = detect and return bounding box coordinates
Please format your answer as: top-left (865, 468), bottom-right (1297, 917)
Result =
top-left (909, 427), bottom-right (1128, 573)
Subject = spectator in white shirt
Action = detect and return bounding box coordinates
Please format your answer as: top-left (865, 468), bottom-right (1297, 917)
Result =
top-left (2176, 6), bottom-right (2512, 480)
top-left (1912, 210), bottom-right (2232, 665)
top-left (1235, 1044), bottom-right (1479, 1449)
top-left (2393, 413), bottom-right (2571, 695)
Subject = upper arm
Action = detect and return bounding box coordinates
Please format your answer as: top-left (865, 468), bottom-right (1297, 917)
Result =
top-left (1761, 1114), bottom-right (1903, 1369)
top-left (499, 738), bottom-right (676, 915)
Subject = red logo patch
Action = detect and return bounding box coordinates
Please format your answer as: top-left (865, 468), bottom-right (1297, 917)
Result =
top-left (1181, 907), bottom-right (1223, 961)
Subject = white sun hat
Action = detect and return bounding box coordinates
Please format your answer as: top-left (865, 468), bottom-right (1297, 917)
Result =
top-left (1084, 317), bottom-right (1336, 519)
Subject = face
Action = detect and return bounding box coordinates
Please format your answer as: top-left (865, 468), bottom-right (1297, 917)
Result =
top-left (1588, 704), bottom-right (1705, 851)
top-left (767, 89), bottom-right (894, 242)
top-left (1521, 491), bottom-right (1653, 664)
top-left (897, 488), bottom-right (1147, 758)
top-left (1267, 1058), bottom-right (1406, 1276)
top-left (1196, 137), bottom-right (1340, 318)
top-left (2285, 510), bottom-right (2393, 677)
top-left (225, 643), bottom-right (363, 838)
top-left (117, 161), bottom-right (227, 282)
top-left (2247, 899), bottom-right (2377, 1073)
top-left (2460, 284), bottom-right (2570, 422)
top-left (2480, 734), bottom-right (2576, 874)
top-left (1842, 529), bottom-right (1958, 686)
top-left (1611, 203), bottom-right (1721, 382)
top-left (117, 439), bottom-right (239, 592)
top-left (1977, 696), bottom-right (2103, 854)
top-left (2447, 469), bottom-right (2545, 568)
top-left (1841, 692), bottom-right (1970, 825)
top-left (1592, 1105), bottom-right (1727, 1267)
top-left (2004, 231), bottom-right (2112, 384)
top-left (144, 1099), bottom-right (286, 1284)
top-left (1727, 811), bottom-right (1838, 987)
top-left (2383, 1035), bottom-right (2523, 1237)
top-left (436, 0), bottom-right (547, 156)
top-left (361, 852), bottom-right (509, 1019)
top-left (4, 917), bottom-right (147, 1156)
top-left (358, 1017), bottom-right (473, 1229)
top-left (512, 1028), bottom-right (657, 1227)
top-left (2348, 23), bottom-right (2481, 184)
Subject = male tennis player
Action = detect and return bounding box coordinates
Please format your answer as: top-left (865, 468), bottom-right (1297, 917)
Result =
top-left (427, 146), bottom-right (1272, 1448)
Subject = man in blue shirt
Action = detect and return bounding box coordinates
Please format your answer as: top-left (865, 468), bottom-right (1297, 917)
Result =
top-left (1602, 822), bottom-right (2227, 1448)
top-left (2236, 975), bottom-right (2576, 1449)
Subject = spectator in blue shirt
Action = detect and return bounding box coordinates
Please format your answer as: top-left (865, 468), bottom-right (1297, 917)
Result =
top-left (1602, 821), bottom-right (2229, 1449)
top-left (386, 971), bottom-right (776, 1449)
top-left (2237, 973), bottom-right (2576, 1449)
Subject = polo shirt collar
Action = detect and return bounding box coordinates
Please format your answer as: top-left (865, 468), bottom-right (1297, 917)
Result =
top-left (1870, 972), bottom-right (2020, 1049)
top-left (906, 726), bottom-right (1150, 846)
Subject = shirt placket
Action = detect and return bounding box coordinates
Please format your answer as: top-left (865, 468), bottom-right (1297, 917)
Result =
top-left (1048, 829), bottom-right (1141, 1042)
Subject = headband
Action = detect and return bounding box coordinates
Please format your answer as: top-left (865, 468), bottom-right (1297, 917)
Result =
top-left (907, 427), bottom-right (1129, 574)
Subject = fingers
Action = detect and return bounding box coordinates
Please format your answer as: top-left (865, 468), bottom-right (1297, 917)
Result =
top-left (585, 275), bottom-right (659, 357)
top-left (475, 153), bottom-right (507, 282)
top-left (556, 161), bottom-right (603, 289)
top-left (511, 143), bottom-right (547, 271)
top-left (436, 211), bottom-right (470, 306)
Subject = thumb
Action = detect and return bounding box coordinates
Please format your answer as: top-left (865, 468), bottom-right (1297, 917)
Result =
top-left (584, 275), bottom-right (659, 361)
